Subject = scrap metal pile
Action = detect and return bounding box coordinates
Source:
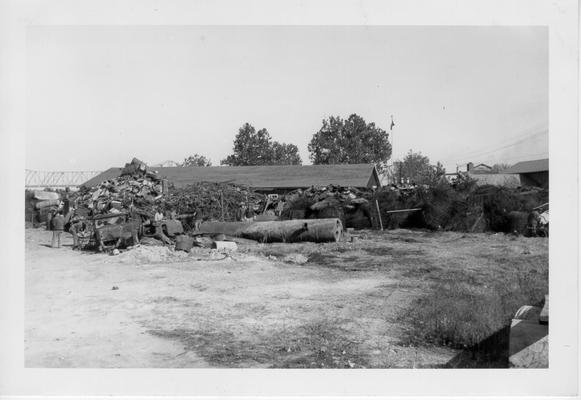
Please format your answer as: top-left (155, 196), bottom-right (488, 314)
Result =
top-left (281, 185), bottom-right (372, 229)
top-left (72, 158), bottom-right (166, 217)
top-left (370, 181), bottom-right (549, 234)
top-left (65, 158), bottom-right (277, 251)
top-left (164, 182), bottom-right (265, 223)
top-left (31, 157), bottom-right (548, 252)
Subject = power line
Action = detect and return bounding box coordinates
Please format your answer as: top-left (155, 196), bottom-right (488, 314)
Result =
top-left (439, 130), bottom-right (547, 164)
top-left (449, 130), bottom-right (547, 161)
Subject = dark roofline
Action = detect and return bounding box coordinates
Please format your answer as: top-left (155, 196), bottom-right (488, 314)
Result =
top-left (504, 158), bottom-right (549, 174)
top-left (82, 164), bottom-right (381, 189)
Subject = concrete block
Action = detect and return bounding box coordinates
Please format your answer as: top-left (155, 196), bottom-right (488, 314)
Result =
top-left (211, 241), bottom-right (238, 251)
top-left (509, 318), bottom-right (548, 368)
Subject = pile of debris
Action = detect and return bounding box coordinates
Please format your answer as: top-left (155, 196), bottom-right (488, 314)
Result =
top-left (370, 181), bottom-right (549, 234)
top-left (164, 181), bottom-right (265, 224)
top-left (73, 158), bottom-right (267, 226)
top-left (25, 189), bottom-right (63, 227)
top-left (72, 158), bottom-right (167, 217)
top-left (281, 185), bottom-right (372, 229)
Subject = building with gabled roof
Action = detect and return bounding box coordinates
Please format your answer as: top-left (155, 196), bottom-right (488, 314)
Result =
top-left (467, 162), bottom-right (493, 174)
top-left (82, 164), bottom-right (381, 193)
top-left (504, 158), bottom-right (549, 189)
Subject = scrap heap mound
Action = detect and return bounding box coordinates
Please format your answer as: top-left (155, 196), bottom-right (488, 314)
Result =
top-left (164, 182), bottom-right (265, 222)
top-left (73, 158), bottom-right (265, 226)
top-left (281, 185), bottom-right (372, 229)
top-left (73, 158), bottom-right (165, 217)
top-left (371, 175), bottom-right (548, 233)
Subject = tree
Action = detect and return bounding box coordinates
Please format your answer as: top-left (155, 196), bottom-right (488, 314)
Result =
top-left (308, 114), bottom-right (392, 173)
top-left (394, 150), bottom-right (446, 185)
top-left (271, 142), bottom-right (302, 166)
top-left (490, 163), bottom-right (512, 174)
top-left (180, 154), bottom-right (212, 167)
top-left (221, 123), bottom-right (302, 166)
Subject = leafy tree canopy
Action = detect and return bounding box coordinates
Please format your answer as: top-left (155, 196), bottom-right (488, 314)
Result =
top-left (180, 154), bottom-right (212, 167)
top-left (308, 114), bottom-right (392, 173)
top-left (490, 163), bottom-right (512, 174)
top-left (221, 123), bottom-right (302, 166)
top-left (394, 150), bottom-right (446, 185)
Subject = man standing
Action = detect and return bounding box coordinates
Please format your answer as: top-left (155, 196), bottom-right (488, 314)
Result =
top-left (51, 211), bottom-right (65, 248)
top-left (68, 212), bottom-right (85, 251)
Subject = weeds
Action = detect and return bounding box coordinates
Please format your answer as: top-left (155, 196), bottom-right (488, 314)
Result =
top-left (400, 258), bottom-right (548, 362)
top-left (149, 318), bottom-right (367, 368)
top-left (271, 320), bottom-right (366, 368)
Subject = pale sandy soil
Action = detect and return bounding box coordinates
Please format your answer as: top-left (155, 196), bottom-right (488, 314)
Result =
top-left (25, 227), bottom-right (547, 368)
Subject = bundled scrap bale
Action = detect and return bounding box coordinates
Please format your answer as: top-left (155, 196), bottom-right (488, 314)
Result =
top-left (371, 188), bottom-right (419, 229)
top-left (370, 180), bottom-right (542, 233)
top-left (281, 185), bottom-right (371, 228)
top-left (369, 185), bottom-right (454, 230)
top-left (471, 185), bottom-right (548, 233)
top-left (281, 196), bottom-right (317, 220)
top-left (345, 199), bottom-right (372, 229)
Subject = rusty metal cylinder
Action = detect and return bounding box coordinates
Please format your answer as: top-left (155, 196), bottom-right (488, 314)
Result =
top-left (198, 218), bottom-right (343, 243)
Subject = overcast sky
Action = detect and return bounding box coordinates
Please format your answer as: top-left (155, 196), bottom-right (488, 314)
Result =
top-left (26, 26), bottom-right (548, 172)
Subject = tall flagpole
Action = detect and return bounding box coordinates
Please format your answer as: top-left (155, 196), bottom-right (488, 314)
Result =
top-left (389, 114), bottom-right (395, 184)
top-left (390, 114), bottom-right (395, 165)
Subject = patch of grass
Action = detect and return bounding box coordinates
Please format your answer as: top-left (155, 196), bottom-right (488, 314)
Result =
top-left (149, 318), bottom-right (367, 368)
top-left (306, 246), bottom-right (426, 273)
top-left (398, 263), bottom-right (444, 279)
top-left (401, 283), bottom-right (505, 348)
top-left (400, 258), bottom-right (548, 365)
top-left (361, 247), bottom-right (394, 256)
top-left (271, 320), bottom-right (367, 368)
top-left (149, 329), bottom-right (273, 367)
top-left (306, 252), bottom-right (340, 266)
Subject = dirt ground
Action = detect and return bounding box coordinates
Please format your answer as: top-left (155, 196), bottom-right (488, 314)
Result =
top-left (25, 227), bottom-right (548, 368)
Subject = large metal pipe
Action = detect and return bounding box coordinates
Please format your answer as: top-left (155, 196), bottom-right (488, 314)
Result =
top-left (198, 218), bottom-right (343, 243)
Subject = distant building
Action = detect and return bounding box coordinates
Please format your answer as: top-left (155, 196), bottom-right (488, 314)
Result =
top-left (83, 164), bottom-right (381, 194)
top-left (504, 158), bottom-right (549, 189)
top-left (466, 162), bottom-right (493, 174)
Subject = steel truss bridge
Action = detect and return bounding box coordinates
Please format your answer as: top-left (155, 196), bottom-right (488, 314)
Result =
top-left (25, 170), bottom-right (102, 189)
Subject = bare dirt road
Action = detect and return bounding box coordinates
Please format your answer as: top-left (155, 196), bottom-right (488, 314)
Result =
top-left (25, 228), bottom-right (547, 368)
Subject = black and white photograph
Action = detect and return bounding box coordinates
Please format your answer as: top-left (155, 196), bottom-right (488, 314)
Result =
top-left (1, 0), bottom-right (578, 398)
top-left (23, 25), bottom-right (552, 370)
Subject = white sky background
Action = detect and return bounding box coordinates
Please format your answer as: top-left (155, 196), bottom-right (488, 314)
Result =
top-left (26, 26), bottom-right (548, 172)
